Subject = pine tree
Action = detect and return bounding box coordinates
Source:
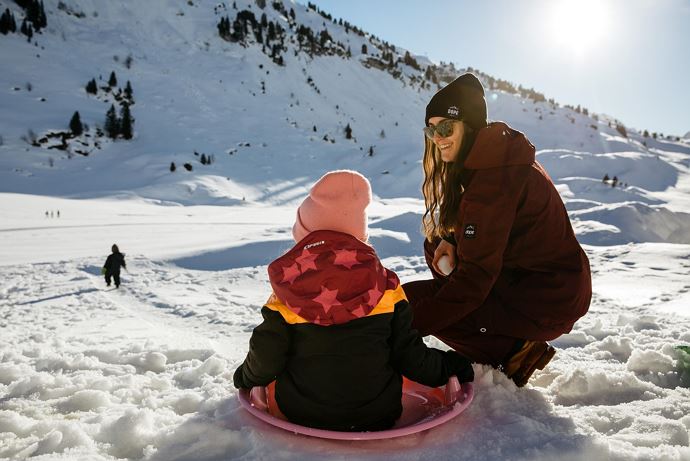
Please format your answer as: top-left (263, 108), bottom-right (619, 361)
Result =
top-left (361, 43), bottom-right (367, 54)
top-left (69, 111), bottom-right (83, 136)
top-left (344, 123), bottom-right (352, 139)
top-left (105, 104), bottom-right (119, 138)
top-left (27, 0), bottom-right (39, 26)
top-left (124, 81), bottom-right (133, 101)
top-left (108, 71), bottom-right (117, 87)
top-left (217, 16), bottom-right (224, 37)
top-left (120, 103), bottom-right (133, 139)
top-left (85, 78), bottom-right (97, 94)
top-left (615, 123), bottom-right (627, 138)
top-left (0, 9), bottom-right (12, 34)
top-left (26, 0), bottom-right (45, 31)
top-left (170, 162), bottom-right (176, 172)
top-left (10, 9), bottom-right (16, 32)
top-left (232, 18), bottom-right (243, 41)
top-left (38, 0), bottom-right (47, 29)
top-left (200, 153), bottom-right (207, 165)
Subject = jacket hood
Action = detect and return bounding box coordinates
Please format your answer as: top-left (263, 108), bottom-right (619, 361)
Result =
top-left (464, 122), bottom-right (535, 169)
top-left (267, 230), bottom-right (400, 326)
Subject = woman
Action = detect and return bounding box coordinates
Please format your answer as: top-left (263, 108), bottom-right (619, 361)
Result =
top-left (403, 73), bottom-right (591, 386)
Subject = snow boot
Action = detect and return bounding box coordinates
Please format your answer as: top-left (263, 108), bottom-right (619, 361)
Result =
top-left (502, 340), bottom-right (555, 387)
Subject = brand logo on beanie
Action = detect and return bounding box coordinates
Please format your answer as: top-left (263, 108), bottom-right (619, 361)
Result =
top-left (447, 106), bottom-right (460, 118)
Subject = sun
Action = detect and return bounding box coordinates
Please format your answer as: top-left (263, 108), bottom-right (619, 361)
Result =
top-left (546, 0), bottom-right (609, 56)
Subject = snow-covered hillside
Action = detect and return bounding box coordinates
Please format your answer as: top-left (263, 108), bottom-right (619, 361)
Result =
top-left (2, 0), bottom-right (689, 243)
top-left (1, 1), bottom-right (690, 460)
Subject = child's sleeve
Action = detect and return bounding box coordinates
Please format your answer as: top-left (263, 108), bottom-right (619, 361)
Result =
top-left (233, 306), bottom-right (291, 389)
top-left (388, 301), bottom-right (474, 386)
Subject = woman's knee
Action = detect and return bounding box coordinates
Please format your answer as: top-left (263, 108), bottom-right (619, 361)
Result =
top-left (402, 278), bottom-right (445, 304)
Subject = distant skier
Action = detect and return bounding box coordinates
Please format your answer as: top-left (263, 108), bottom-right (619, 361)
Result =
top-left (603, 173), bottom-right (609, 183)
top-left (612, 176), bottom-right (618, 188)
top-left (103, 244), bottom-right (126, 288)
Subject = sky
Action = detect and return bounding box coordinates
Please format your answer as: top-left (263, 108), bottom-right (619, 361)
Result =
top-left (309, 0), bottom-right (690, 137)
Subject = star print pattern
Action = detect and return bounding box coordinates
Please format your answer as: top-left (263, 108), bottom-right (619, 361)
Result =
top-left (281, 262), bottom-right (301, 284)
top-left (267, 230), bottom-right (401, 326)
top-left (333, 249), bottom-right (360, 269)
top-left (295, 249), bottom-right (319, 272)
top-left (365, 286), bottom-right (383, 305)
top-left (313, 287), bottom-right (341, 313)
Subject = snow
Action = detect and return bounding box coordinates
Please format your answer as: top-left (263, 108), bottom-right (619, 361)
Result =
top-left (1, 0), bottom-right (690, 460)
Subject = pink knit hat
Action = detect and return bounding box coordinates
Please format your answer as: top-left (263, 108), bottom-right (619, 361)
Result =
top-left (292, 170), bottom-right (372, 242)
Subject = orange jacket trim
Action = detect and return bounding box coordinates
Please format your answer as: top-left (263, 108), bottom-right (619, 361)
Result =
top-left (264, 285), bottom-right (408, 325)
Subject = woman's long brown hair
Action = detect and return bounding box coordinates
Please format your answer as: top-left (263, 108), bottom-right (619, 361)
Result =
top-left (421, 124), bottom-right (475, 241)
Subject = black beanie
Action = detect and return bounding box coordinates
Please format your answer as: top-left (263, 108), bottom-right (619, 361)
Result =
top-left (425, 73), bottom-right (488, 131)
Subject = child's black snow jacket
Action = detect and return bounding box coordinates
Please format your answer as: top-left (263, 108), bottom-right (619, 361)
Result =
top-left (103, 252), bottom-right (126, 275)
top-left (233, 230), bottom-right (473, 431)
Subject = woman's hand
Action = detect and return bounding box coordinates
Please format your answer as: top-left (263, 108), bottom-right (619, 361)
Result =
top-left (432, 239), bottom-right (456, 276)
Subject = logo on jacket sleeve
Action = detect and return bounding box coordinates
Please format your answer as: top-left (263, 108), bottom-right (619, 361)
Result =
top-left (463, 224), bottom-right (477, 239)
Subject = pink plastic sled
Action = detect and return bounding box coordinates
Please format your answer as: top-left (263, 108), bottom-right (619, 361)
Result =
top-left (238, 376), bottom-right (474, 440)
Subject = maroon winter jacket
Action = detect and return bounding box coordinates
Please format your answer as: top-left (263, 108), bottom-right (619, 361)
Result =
top-left (411, 122), bottom-right (591, 341)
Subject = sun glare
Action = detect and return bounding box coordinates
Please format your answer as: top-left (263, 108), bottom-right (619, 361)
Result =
top-left (547, 0), bottom-right (609, 56)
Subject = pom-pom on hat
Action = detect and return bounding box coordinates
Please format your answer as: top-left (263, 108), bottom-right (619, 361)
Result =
top-left (292, 170), bottom-right (372, 242)
top-left (425, 72), bottom-right (488, 131)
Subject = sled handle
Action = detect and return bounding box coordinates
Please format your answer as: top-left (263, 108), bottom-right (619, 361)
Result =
top-left (445, 376), bottom-right (462, 404)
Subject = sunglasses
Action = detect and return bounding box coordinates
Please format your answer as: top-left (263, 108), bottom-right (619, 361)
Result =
top-left (423, 119), bottom-right (458, 140)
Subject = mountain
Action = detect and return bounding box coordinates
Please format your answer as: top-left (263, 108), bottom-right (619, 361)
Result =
top-left (3, 0), bottom-right (690, 246)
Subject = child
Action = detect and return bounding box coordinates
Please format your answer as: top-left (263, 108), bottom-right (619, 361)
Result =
top-left (103, 244), bottom-right (126, 288)
top-left (233, 170), bottom-right (474, 432)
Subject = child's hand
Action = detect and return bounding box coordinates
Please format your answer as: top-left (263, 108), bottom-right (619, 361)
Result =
top-left (233, 365), bottom-right (249, 389)
top-left (445, 351), bottom-right (474, 383)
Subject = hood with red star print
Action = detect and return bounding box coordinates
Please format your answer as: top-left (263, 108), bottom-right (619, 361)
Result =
top-left (267, 230), bottom-right (401, 326)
